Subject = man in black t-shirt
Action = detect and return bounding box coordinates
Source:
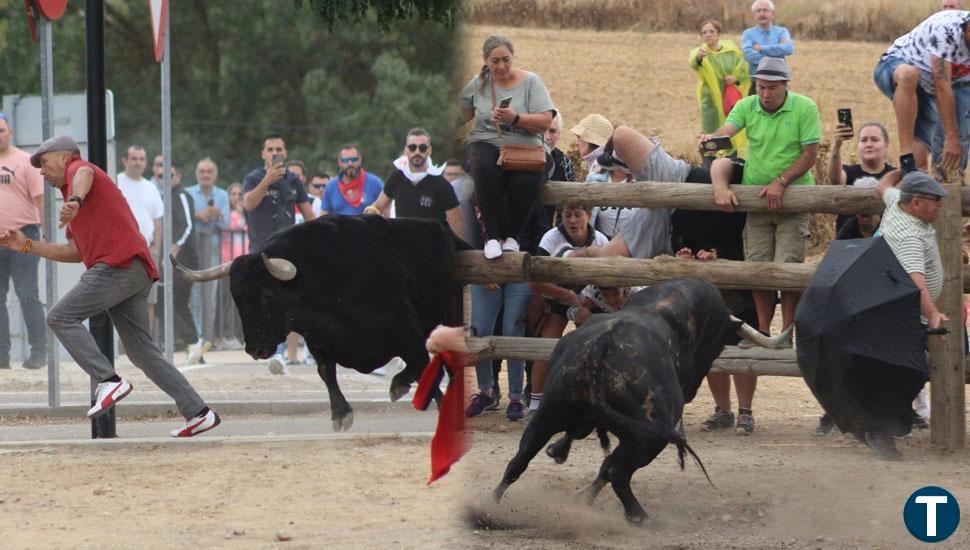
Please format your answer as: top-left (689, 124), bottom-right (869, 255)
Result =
top-left (364, 128), bottom-right (465, 239)
top-left (241, 133), bottom-right (314, 252)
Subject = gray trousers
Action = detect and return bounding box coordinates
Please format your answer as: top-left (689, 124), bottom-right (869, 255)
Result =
top-left (47, 260), bottom-right (205, 419)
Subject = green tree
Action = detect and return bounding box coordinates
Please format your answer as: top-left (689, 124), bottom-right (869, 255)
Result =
top-left (0, 0), bottom-right (461, 183)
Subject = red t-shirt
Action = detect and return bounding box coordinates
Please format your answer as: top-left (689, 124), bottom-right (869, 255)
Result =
top-left (62, 158), bottom-right (159, 281)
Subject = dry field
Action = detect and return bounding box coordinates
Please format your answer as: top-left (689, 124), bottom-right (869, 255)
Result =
top-left (462, 25), bottom-right (897, 167)
top-left (3, 375), bottom-right (970, 548)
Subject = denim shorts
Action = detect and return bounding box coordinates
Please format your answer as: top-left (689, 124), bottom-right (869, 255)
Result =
top-left (873, 55), bottom-right (939, 149)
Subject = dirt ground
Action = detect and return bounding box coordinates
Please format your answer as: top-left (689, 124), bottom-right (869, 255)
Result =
top-left (2, 374), bottom-right (969, 549)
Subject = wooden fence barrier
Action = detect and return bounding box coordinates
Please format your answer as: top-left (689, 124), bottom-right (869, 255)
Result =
top-left (452, 181), bottom-right (965, 450)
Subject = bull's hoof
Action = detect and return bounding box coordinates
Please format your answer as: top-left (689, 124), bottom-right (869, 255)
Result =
top-left (864, 431), bottom-right (903, 461)
top-left (625, 510), bottom-right (648, 526)
top-left (492, 486), bottom-right (506, 503)
top-left (545, 439), bottom-right (570, 464)
top-left (332, 411), bottom-right (355, 432)
top-left (389, 383), bottom-right (411, 402)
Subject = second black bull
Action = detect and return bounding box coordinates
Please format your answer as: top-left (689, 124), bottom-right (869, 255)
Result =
top-left (493, 278), bottom-right (788, 525)
top-left (173, 215), bottom-right (469, 431)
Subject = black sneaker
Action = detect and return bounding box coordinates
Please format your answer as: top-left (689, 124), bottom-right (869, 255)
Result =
top-left (814, 414), bottom-right (835, 436)
top-left (506, 401), bottom-right (524, 421)
top-left (465, 393), bottom-right (497, 417)
top-left (735, 412), bottom-right (755, 435)
top-left (700, 409), bottom-right (735, 431)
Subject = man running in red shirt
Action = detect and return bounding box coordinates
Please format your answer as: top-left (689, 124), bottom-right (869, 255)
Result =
top-left (0, 135), bottom-right (219, 437)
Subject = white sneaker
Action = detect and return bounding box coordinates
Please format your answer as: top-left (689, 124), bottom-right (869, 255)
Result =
top-left (184, 339), bottom-right (212, 366)
top-left (170, 408), bottom-right (221, 437)
top-left (483, 239), bottom-right (503, 260)
top-left (268, 354), bottom-right (287, 375)
top-left (87, 378), bottom-right (133, 418)
top-left (501, 238), bottom-right (520, 252)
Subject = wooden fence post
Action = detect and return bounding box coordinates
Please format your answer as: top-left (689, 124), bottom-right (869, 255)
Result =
top-left (929, 184), bottom-right (965, 450)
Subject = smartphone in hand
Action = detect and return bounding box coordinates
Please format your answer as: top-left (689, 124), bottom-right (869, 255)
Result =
top-left (701, 136), bottom-right (734, 152)
top-left (837, 108), bottom-right (853, 130)
top-left (499, 97), bottom-right (512, 108)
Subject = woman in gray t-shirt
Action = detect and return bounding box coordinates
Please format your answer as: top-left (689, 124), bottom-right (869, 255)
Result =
top-left (458, 34), bottom-right (556, 260)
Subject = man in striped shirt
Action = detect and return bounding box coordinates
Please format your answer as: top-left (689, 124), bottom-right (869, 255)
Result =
top-left (876, 170), bottom-right (948, 331)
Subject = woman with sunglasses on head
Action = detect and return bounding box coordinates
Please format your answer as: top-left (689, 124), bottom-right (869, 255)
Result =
top-left (459, 34), bottom-right (557, 260)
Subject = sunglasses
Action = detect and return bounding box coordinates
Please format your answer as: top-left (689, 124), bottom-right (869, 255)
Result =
top-left (340, 156), bottom-right (360, 163)
top-left (311, 183), bottom-right (326, 189)
top-left (406, 144), bottom-right (429, 153)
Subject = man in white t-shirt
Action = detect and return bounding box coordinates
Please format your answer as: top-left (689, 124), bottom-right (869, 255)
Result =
top-left (874, 10), bottom-right (970, 173)
top-left (117, 145), bottom-right (163, 258)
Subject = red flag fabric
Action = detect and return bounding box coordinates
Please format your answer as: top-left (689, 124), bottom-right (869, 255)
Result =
top-left (412, 350), bottom-right (469, 484)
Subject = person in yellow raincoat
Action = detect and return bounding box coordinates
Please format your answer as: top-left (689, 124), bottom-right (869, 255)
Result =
top-left (690, 20), bottom-right (750, 166)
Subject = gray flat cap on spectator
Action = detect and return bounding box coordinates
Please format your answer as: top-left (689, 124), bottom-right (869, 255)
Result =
top-left (900, 170), bottom-right (948, 198)
top-left (753, 57), bottom-right (790, 81)
top-left (29, 134), bottom-right (80, 168)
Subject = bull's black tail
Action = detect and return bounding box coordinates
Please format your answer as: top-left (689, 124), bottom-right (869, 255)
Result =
top-left (586, 330), bottom-right (716, 490)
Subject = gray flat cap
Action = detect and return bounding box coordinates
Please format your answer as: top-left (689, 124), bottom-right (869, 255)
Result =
top-left (753, 57), bottom-right (790, 81)
top-left (30, 134), bottom-right (80, 168)
top-left (900, 170), bottom-right (948, 198)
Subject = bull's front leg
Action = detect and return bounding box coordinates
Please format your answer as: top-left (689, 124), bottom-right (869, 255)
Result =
top-left (493, 412), bottom-right (561, 503)
top-left (389, 346), bottom-right (434, 402)
top-left (316, 360), bottom-right (354, 431)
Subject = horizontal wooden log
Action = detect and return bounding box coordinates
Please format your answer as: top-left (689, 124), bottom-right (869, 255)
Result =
top-left (540, 181), bottom-right (887, 215)
top-left (455, 252), bottom-right (970, 292)
top-left (464, 336), bottom-right (801, 376)
top-left (465, 336), bottom-right (970, 381)
top-left (530, 256), bottom-right (815, 290)
top-left (541, 181), bottom-right (970, 217)
top-left (454, 251), bottom-right (529, 285)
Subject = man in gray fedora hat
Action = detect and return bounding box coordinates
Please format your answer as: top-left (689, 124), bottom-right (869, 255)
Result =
top-left (696, 55), bottom-right (821, 435)
top-left (0, 134), bottom-right (221, 437)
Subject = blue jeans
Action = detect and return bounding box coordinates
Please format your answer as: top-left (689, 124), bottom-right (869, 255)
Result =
top-left (932, 80), bottom-right (970, 171)
top-left (873, 55), bottom-right (939, 150)
top-left (0, 224), bottom-right (46, 361)
top-left (470, 283), bottom-right (531, 399)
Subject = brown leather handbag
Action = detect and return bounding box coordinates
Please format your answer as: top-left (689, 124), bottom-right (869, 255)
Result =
top-left (491, 81), bottom-right (546, 172)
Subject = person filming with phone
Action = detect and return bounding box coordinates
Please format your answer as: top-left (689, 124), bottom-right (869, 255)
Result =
top-left (242, 133), bottom-right (314, 253)
top-left (827, 117), bottom-right (894, 232)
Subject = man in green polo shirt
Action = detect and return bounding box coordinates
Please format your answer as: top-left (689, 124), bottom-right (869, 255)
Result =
top-left (699, 56), bottom-right (821, 435)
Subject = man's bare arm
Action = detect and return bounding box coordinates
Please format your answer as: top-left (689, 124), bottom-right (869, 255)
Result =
top-left (568, 234), bottom-right (632, 258)
top-left (445, 207), bottom-right (466, 241)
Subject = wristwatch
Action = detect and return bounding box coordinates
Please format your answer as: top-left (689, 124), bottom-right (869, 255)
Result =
top-left (68, 195), bottom-right (84, 207)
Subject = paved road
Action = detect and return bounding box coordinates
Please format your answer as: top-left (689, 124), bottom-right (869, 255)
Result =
top-left (0, 407), bottom-right (437, 445)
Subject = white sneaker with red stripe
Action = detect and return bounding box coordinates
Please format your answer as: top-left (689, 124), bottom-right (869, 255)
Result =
top-left (86, 378), bottom-right (133, 418)
top-left (170, 409), bottom-right (221, 437)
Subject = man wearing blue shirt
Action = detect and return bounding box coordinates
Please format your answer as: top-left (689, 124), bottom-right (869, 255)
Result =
top-left (319, 144), bottom-right (383, 216)
top-left (741, 0), bottom-right (794, 94)
top-left (184, 157), bottom-right (229, 268)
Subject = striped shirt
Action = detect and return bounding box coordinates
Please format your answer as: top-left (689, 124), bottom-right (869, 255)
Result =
top-left (879, 188), bottom-right (944, 299)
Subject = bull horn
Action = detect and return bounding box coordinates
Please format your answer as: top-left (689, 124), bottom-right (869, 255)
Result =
top-left (261, 253), bottom-right (297, 281)
top-left (171, 255), bottom-right (232, 282)
top-left (732, 316), bottom-right (794, 349)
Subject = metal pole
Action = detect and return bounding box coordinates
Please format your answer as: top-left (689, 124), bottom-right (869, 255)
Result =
top-left (161, 3), bottom-right (174, 363)
top-left (38, 16), bottom-right (60, 407)
top-left (85, 0), bottom-right (116, 438)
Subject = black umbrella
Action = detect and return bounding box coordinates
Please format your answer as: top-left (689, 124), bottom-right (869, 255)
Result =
top-left (795, 237), bottom-right (927, 456)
